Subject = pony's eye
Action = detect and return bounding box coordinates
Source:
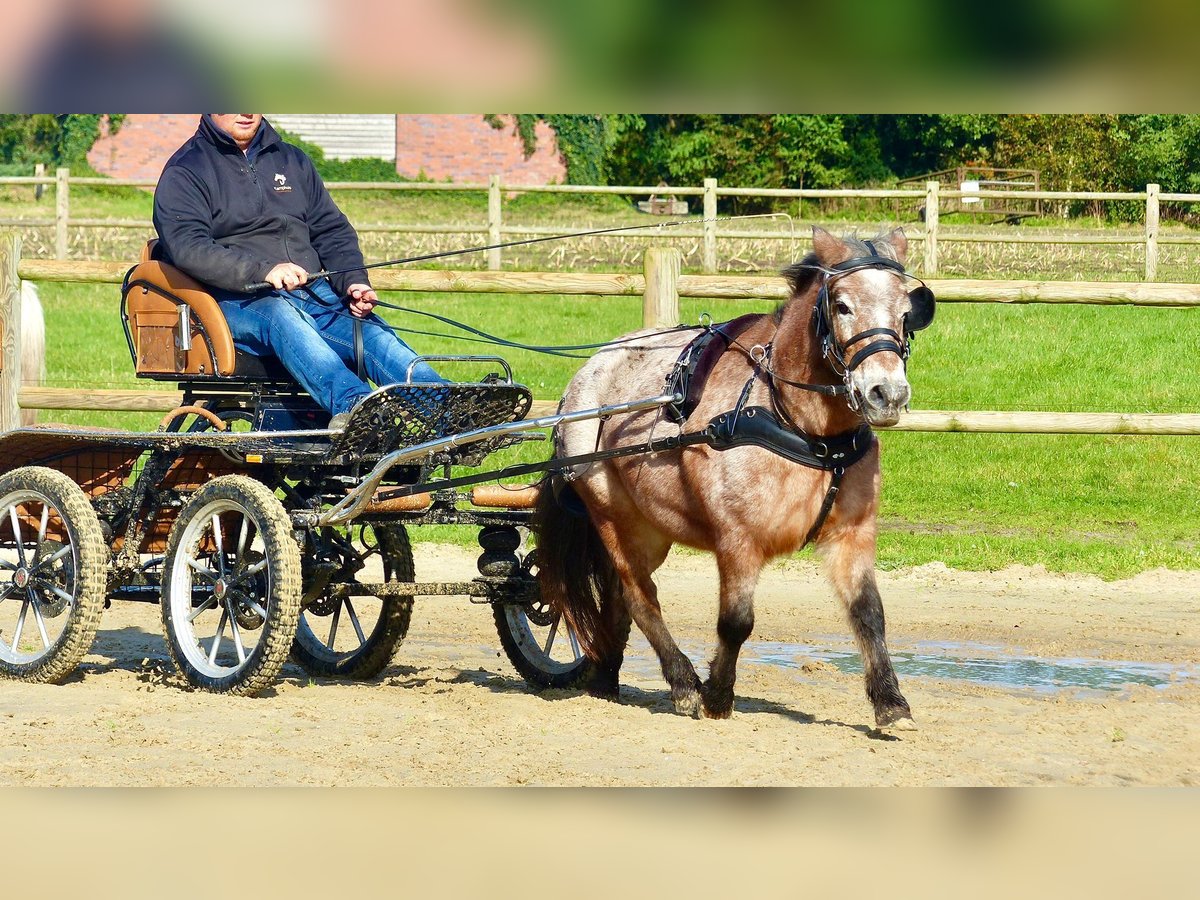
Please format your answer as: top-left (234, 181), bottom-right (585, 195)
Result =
top-left (834, 300), bottom-right (852, 316)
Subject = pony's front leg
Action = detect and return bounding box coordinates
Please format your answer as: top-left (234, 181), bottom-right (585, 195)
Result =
top-left (701, 554), bottom-right (761, 718)
top-left (819, 529), bottom-right (916, 731)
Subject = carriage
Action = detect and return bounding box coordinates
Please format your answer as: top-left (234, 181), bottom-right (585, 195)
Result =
top-left (0, 228), bottom-right (933, 729)
top-left (0, 243), bottom-right (668, 696)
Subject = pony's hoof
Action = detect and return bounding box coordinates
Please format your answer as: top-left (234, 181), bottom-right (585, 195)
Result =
top-left (702, 705), bottom-right (733, 720)
top-left (673, 692), bottom-right (704, 718)
top-left (876, 714), bottom-right (918, 733)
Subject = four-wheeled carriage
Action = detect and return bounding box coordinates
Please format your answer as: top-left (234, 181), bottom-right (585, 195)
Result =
top-left (0, 244), bottom-right (609, 696)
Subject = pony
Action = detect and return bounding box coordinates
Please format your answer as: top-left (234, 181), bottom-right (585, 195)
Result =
top-left (20, 281), bottom-right (45, 427)
top-left (536, 227), bottom-right (933, 730)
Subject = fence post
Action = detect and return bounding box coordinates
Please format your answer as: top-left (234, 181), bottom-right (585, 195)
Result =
top-left (643, 246), bottom-right (680, 329)
top-left (55, 167), bottom-right (70, 260)
top-left (34, 162), bottom-right (45, 201)
top-left (0, 234), bottom-right (23, 431)
top-left (1145, 183), bottom-right (1160, 282)
top-left (703, 177), bottom-right (717, 274)
top-left (924, 180), bottom-right (940, 277)
top-left (487, 174), bottom-right (502, 271)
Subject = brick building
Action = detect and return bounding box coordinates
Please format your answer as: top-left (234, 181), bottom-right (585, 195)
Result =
top-left (86, 114), bottom-right (567, 185)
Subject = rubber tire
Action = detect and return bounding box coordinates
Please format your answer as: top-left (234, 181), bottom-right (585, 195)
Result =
top-left (0, 467), bottom-right (107, 684)
top-left (290, 525), bottom-right (414, 679)
top-left (160, 475), bottom-right (301, 696)
top-left (493, 597), bottom-right (593, 690)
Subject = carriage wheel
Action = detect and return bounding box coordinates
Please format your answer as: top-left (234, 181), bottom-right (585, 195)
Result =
top-left (160, 475), bottom-right (300, 696)
top-left (493, 550), bottom-right (592, 689)
top-left (0, 467), bottom-right (107, 684)
top-left (291, 524), bottom-right (414, 679)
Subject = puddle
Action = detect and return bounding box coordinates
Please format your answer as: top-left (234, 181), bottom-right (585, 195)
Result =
top-left (619, 637), bottom-right (1197, 694)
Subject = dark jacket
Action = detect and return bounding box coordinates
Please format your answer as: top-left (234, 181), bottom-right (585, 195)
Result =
top-left (152, 115), bottom-right (369, 296)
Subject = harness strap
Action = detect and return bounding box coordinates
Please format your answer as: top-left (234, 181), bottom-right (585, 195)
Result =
top-left (353, 316), bottom-right (367, 381)
top-left (803, 467), bottom-right (845, 547)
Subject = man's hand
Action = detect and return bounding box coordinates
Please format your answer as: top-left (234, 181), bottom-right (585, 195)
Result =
top-left (264, 262), bottom-right (309, 291)
top-left (347, 283), bottom-right (378, 318)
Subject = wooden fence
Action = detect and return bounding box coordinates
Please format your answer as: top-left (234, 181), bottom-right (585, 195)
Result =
top-left (4, 170), bottom-right (1200, 279)
top-left (2, 236), bottom-right (1199, 437)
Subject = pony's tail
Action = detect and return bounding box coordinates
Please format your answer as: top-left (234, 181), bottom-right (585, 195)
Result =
top-left (533, 476), bottom-right (619, 663)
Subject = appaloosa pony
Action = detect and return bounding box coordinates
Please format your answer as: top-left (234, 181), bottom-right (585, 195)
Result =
top-left (535, 227), bottom-right (934, 730)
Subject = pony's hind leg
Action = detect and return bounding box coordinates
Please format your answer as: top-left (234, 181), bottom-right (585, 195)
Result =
top-left (587, 583), bottom-right (632, 701)
top-left (701, 552), bottom-right (761, 718)
top-left (820, 530), bottom-right (915, 730)
top-left (595, 519), bottom-right (703, 717)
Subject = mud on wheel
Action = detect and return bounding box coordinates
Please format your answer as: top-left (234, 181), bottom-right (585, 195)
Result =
top-left (493, 549), bottom-right (592, 689)
top-left (291, 524), bottom-right (414, 679)
top-left (161, 475), bottom-right (300, 696)
top-left (0, 467), bottom-right (107, 684)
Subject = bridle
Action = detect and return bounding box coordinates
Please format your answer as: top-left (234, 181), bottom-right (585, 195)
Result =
top-left (763, 243), bottom-right (935, 415)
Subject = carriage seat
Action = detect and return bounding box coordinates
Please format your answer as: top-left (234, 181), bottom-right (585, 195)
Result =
top-left (123, 240), bottom-right (295, 383)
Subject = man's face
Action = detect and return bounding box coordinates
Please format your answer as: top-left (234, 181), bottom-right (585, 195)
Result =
top-left (210, 114), bottom-right (263, 151)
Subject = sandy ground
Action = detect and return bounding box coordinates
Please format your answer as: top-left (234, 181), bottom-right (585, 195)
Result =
top-left (1, 544), bottom-right (1196, 786)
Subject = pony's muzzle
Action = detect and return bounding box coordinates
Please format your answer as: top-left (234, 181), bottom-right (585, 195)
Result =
top-left (862, 378), bottom-right (911, 425)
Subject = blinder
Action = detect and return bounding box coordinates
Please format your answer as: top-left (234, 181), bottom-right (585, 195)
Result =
top-left (905, 285), bottom-right (936, 332)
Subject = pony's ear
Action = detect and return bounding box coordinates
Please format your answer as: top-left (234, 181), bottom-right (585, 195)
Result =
top-left (811, 226), bottom-right (852, 265)
top-left (886, 227), bottom-right (909, 264)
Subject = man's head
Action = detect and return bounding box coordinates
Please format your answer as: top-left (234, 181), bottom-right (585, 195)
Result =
top-left (210, 114), bottom-right (262, 151)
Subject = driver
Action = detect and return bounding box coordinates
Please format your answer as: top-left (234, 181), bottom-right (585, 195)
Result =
top-left (152, 114), bottom-right (443, 428)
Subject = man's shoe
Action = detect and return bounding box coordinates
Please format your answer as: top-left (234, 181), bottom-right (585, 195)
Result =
top-left (328, 411), bottom-right (351, 431)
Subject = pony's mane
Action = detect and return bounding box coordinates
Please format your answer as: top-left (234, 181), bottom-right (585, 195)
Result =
top-left (776, 232), bottom-right (900, 322)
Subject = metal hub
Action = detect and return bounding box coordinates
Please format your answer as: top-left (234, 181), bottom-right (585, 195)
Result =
top-left (13, 568), bottom-right (29, 589)
top-left (214, 578), bottom-right (228, 601)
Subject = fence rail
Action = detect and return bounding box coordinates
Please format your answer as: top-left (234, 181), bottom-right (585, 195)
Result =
top-left (4, 170), bottom-right (1200, 280)
top-left (3, 238), bottom-right (1198, 436)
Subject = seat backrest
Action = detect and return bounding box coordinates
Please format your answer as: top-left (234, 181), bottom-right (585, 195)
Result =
top-left (124, 242), bottom-right (237, 377)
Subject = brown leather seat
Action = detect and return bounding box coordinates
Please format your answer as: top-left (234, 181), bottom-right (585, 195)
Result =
top-left (124, 240), bottom-right (238, 377)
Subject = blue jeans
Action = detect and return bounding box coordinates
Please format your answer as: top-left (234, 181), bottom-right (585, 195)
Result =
top-left (215, 280), bottom-right (444, 415)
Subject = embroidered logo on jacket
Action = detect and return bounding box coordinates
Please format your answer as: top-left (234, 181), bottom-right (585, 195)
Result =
top-left (273, 173), bottom-right (292, 193)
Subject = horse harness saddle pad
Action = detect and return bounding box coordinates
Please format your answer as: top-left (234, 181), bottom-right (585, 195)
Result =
top-left (666, 313), bottom-right (761, 423)
top-left (664, 314), bottom-right (874, 474)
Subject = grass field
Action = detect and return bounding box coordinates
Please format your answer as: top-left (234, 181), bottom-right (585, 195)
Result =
top-left (34, 275), bottom-right (1200, 580)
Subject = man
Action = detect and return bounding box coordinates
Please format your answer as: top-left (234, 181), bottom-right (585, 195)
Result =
top-left (152, 114), bottom-right (442, 428)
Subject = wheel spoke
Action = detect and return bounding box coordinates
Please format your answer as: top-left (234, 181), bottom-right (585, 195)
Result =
top-left (31, 504), bottom-right (49, 565)
top-left (344, 597), bottom-right (367, 646)
top-left (0, 582), bottom-right (18, 603)
top-left (243, 558), bottom-right (268, 577)
top-left (567, 624), bottom-right (581, 661)
top-left (244, 598), bottom-right (268, 620)
top-left (542, 614), bottom-right (559, 656)
top-left (207, 607), bottom-right (229, 666)
top-left (327, 600), bottom-right (342, 649)
top-left (8, 505), bottom-right (25, 567)
top-left (30, 597), bottom-right (50, 649)
top-left (0, 558), bottom-right (15, 571)
top-left (185, 555), bottom-right (218, 582)
top-left (225, 602), bottom-right (247, 665)
top-left (11, 598), bottom-right (29, 651)
top-left (187, 594), bottom-right (219, 623)
top-left (35, 581), bottom-right (75, 605)
top-left (32, 543), bottom-right (71, 574)
top-left (235, 515), bottom-right (250, 564)
top-left (211, 514), bottom-right (227, 577)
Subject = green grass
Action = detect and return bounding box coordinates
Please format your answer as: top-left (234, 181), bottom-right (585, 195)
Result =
top-left (34, 280), bottom-right (1200, 579)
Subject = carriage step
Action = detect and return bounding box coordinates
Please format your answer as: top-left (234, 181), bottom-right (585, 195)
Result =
top-left (327, 382), bottom-right (533, 459)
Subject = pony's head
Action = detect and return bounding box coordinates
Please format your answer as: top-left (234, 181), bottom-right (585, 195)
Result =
top-left (783, 227), bottom-right (934, 427)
